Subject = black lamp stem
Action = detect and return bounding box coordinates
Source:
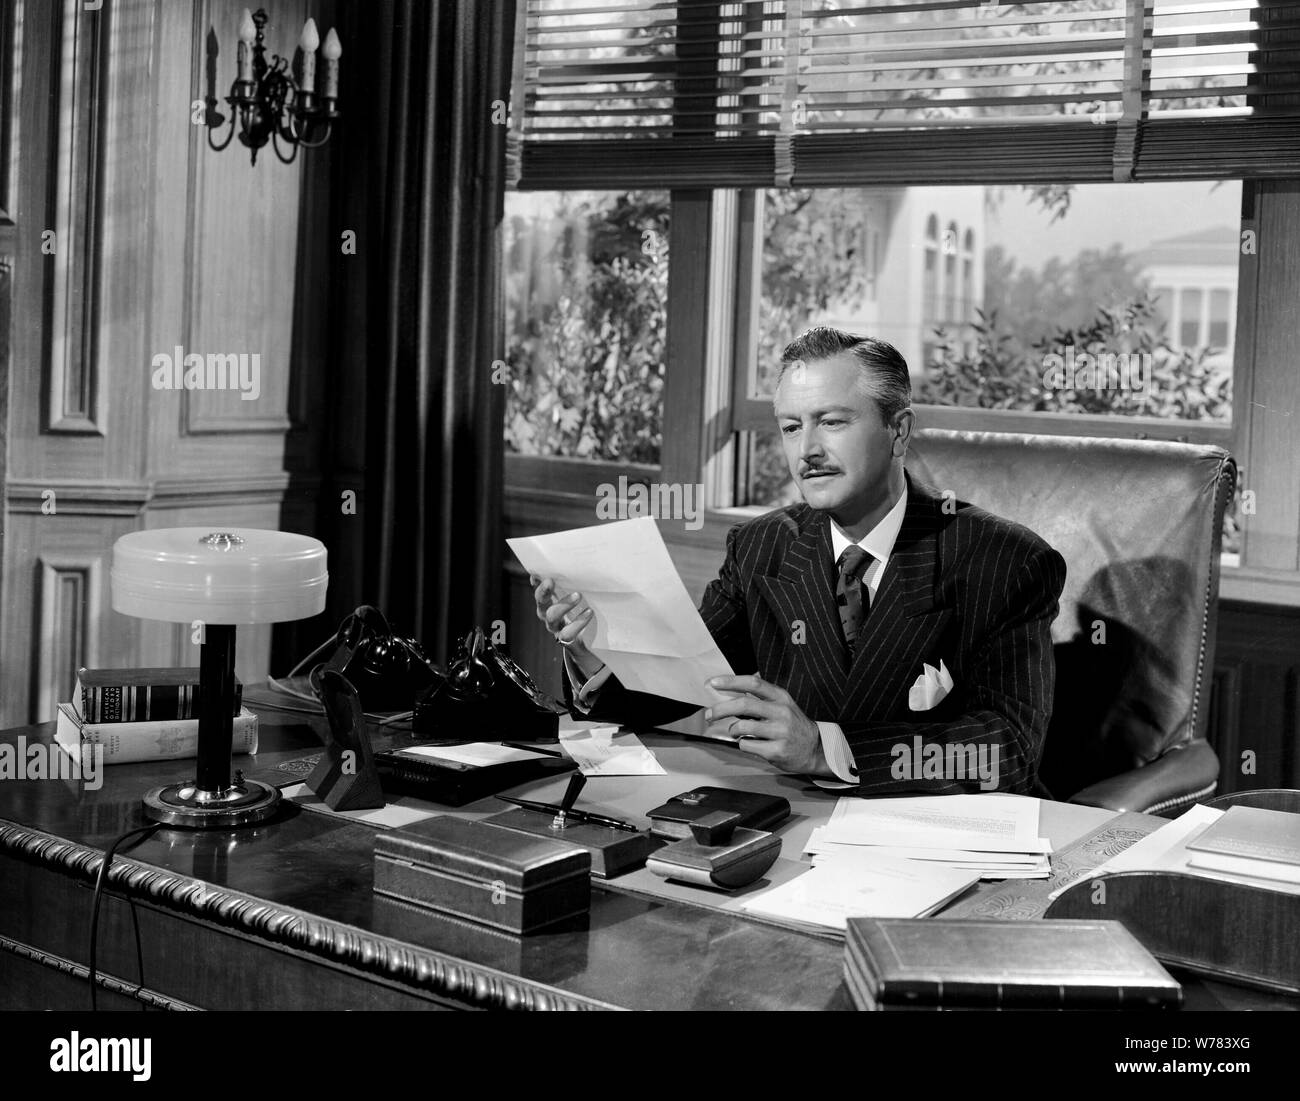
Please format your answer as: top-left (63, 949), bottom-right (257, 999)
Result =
top-left (196, 624), bottom-right (238, 792)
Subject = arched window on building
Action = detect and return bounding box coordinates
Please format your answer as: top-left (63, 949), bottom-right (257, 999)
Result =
top-left (962, 228), bottom-right (975, 323)
top-left (943, 222), bottom-right (959, 324)
top-left (922, 214), bottom-right (939, 366)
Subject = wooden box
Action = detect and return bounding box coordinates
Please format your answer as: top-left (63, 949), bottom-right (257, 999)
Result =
top-left (373, 815), bottom-right (591, 934)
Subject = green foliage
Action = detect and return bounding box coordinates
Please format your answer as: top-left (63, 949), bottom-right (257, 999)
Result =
top-left (919, 294), bottom-right (1231, 423)
top-left (504, 192), bottom-right (669, 462)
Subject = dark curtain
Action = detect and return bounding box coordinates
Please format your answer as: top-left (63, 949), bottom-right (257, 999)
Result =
top-left (319, 0), bottom-right (514, 664)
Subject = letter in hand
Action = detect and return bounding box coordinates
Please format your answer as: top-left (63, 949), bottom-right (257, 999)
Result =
top-left (531, 575), bottom-right (603, 679)
top-left (703, 674), bottom-right (826, 775)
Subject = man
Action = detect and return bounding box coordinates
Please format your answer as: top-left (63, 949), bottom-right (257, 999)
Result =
top-left (533, 327), bottom-right (1066, 795)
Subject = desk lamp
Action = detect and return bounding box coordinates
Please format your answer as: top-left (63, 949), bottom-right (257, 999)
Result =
top-left (111, 528), bottom-right (328, 829)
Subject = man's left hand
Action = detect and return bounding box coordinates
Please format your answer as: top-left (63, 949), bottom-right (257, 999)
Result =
top-left (704, 674), bottom-right (825, 774)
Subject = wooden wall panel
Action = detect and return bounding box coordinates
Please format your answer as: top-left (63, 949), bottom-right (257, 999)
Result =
top-left (35, 552), bottom-right (102, 718)
top-left (45, 0), bottom-right (109, 435)
top-left (1, 0), bottom-right (324, 724)
top-left (1, 512), bottom-right (140, 722)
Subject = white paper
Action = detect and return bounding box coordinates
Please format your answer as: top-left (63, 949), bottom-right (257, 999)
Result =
top-left (804, 829), bottom-right (1052, 880)
top-left (741, 856), bottom-right (980, 929)
top-left (282, 783), bottom-right (436, 829)
top-left (507, 517), bottom-right (734, 707)
top-left (822, 794), bottom-right (1051, 854)
top-left (558, 725), bottom-right (667, 776)
top-left (394, 743), bottom-right (549, 769)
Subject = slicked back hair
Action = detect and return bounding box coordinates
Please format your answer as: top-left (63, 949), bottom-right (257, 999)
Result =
top-left (776, 327), bottom-right (912, 425)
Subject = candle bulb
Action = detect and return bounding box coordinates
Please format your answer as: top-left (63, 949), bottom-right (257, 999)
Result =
top-left (322, 27), bottom-right (341, 102)
top-left (298, 17), bottom-right (319, 95)
top-left (237, 8), bottom-right (256, 84)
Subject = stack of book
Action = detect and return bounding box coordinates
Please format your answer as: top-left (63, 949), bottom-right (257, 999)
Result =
top-left (55, 666), bottom-right (258, 765)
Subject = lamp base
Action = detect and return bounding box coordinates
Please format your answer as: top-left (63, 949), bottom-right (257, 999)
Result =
top-left (142, 778), bottom-right (281, 829)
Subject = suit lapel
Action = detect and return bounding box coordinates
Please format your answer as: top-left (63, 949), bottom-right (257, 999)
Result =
top-left (756, 509), bottom-right (848, 718)
top-left (841, 476), bottom-right (954, 720)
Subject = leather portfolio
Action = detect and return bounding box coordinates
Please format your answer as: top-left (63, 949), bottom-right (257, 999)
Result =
top-left (844, 918), bottom-right (1182, 1011)
top-left (373, 815), bottom-right (591, 934)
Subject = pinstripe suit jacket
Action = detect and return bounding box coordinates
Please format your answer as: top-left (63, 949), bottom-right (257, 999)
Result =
top-left (578, 472), bottom-right (1066, 796)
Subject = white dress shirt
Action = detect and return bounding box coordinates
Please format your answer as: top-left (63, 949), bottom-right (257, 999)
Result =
top-left (566, 485), bottom-right (910, 786)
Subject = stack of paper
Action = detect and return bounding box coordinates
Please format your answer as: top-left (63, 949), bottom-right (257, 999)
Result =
top-left (803, 794), bottom-right (1054, 881)
top-left (742, 851), bottom-right (980, 931)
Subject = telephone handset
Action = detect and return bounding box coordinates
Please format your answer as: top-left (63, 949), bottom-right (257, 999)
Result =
top-left (321, 605), bottom-right (443, 713)
top-left (413, 626), bottom-right (565, 741)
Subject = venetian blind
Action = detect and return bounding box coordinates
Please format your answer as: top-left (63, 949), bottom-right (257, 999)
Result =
top-left (511, 0), bottom-right (1300, 188)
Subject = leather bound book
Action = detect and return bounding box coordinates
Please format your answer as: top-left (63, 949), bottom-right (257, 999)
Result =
top-left (844, 918), bottom-right (1182, 1011)
top-left (1185, 805), bottom-right (1300, 885)
top-left (75, 666), bottom-right (243, 723)
top-left (646, 787), bottom-right (791, 840)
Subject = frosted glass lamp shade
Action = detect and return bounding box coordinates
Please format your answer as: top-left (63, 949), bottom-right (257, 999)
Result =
top-left (112, 528), bottom-right (328, 625)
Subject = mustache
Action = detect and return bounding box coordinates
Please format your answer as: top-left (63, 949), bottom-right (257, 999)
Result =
top-left (799, 463), bottom-right (840, 477)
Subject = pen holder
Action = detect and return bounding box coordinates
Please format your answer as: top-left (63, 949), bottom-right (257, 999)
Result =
top-left (483, 807), bottom-right (651, 879)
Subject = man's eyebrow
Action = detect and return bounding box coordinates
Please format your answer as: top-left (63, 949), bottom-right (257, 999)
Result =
top-left (774, 404), bottom-right (859, 419)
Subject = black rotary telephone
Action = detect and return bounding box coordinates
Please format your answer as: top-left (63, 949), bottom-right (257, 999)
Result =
top-left (321, 605), bottom-right (444, 713)
top-left (412, 626), bottom-right (565, 741)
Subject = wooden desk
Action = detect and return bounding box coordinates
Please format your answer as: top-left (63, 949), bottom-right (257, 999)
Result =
top-left (0, 708), bottom-right (1292, 1011)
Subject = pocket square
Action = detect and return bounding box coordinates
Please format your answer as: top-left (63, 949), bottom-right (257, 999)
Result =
top-left (908, 659), bottom-right (954, 711)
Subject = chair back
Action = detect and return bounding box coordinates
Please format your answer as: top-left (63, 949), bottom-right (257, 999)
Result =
top-left (907, 428), bottom-right (1236, 800)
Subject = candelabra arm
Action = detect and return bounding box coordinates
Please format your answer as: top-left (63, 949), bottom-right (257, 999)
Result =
top-left (207, 102), bottom-right (239, 152)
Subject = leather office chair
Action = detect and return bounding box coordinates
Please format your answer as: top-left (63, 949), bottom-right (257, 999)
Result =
top-left (906, 428), bottom-right (1237, 815)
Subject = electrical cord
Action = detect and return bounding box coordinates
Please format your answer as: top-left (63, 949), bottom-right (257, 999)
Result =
top-left (88, 822), bottom-right (163, 1011)
top-left (128, 899), bottom-right (147, 1011)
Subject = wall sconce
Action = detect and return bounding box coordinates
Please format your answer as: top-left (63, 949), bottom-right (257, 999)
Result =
top-left (207, 7), bottom-right (341, 165)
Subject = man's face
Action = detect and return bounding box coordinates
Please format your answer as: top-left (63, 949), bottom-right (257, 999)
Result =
top-left (773, 353), bottom-right (904, 523)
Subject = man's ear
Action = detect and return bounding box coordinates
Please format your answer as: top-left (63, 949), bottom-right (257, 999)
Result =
top-left (892, 408), bottom-right (915, 457)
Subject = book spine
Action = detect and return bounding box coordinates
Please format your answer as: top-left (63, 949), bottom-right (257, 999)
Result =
top-left (60, 706), bottom-right (259, 764)
top-left (79, 682), bottom-right (242, 722)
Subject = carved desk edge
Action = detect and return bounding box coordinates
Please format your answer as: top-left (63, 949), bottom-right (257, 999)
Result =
top-left (0, 818), bottom-right (620, 1012)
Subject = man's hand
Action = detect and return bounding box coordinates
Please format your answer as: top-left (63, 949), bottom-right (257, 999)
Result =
top-left (531, 575), bottom-right (603, 680)
top-left (704, 674), bottom-right (827, 775)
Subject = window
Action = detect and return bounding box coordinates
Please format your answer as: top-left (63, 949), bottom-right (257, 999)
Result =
top-left (504, 190), bottom-right (669, 464)
top-left (1209, 288), bottom-right (1233, 351)
top-left (943, 221), bottom-right (958, 324)
top-left (737, 180), bottom-right (1240, 508)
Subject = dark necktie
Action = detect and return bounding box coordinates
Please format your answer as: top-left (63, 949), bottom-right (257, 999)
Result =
top-left (835, 545), bottom-right (873, 649)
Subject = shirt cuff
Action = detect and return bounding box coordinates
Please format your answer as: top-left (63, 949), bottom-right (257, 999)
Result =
top-left (563, 650), bottom-right (612, 713)
top-left (813, 720), bottom-right (860, 790)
